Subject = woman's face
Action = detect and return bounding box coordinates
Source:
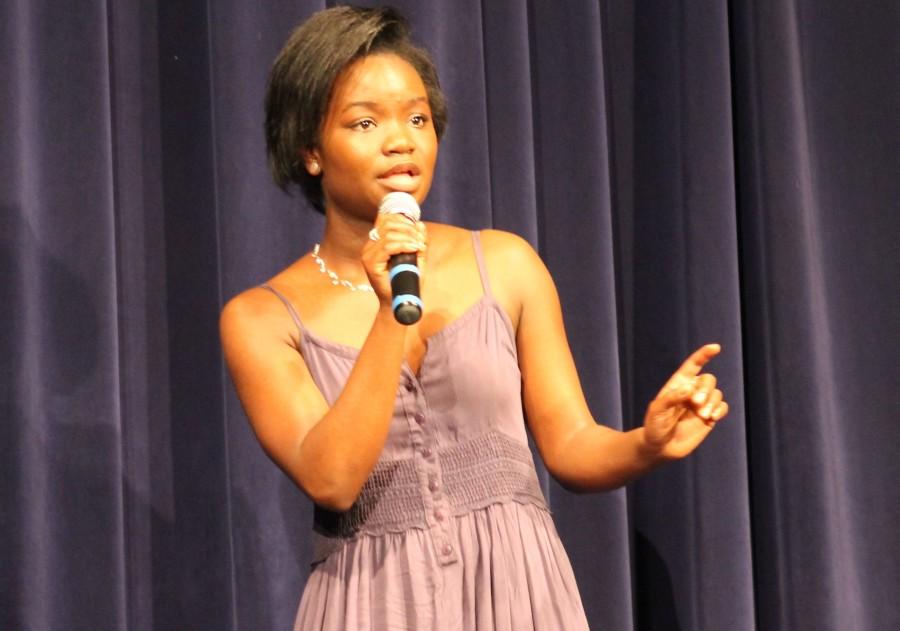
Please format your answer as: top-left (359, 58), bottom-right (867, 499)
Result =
top-left (310, 53), bottom-right (439, 220)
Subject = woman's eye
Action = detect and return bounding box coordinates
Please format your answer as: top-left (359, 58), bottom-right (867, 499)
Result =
top-left (352, 119), bottom-right (375, 130)
top-left (410, 114), bottom-right (429, 128)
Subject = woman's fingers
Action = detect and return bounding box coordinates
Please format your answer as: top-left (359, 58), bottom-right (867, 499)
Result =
top-left (375, 215), bottom-right (426, 251)
top-left (644, 346), bottom-right (729, 455)
top-left (655, 345), bottom-right (721, 401)
top-left (654, 375), bottom-right (695, 411)
top-left (676, 344), bottom-right (721, 378)
top-left (361, 216), bottom-right (428, 302)
top-left (698, 387), bottom-right (723, 421)
top-left (691, 373), bottom-right (717, 406)
top-left (710, 400), bottom-right (729, 422)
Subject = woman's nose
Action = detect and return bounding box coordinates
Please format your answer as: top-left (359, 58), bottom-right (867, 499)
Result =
top-left (382, 121), bottom-right (414, 154)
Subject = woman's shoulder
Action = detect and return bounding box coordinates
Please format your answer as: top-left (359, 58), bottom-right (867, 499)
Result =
top-left (427, 225), bottom-right (547, 328)
top-left (426, 223), bottom-right (537, 257)
top-left (477, 228), bottom-right (537, 257)
top-left (221, 284), bottom-right (279, 322)
top-left (220, 261), bottom-right (310, 343)
top-left (467, 228), bottom-right (544, 285)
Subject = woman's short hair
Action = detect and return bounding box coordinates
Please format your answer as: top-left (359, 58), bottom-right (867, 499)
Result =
top-left (265, 6), bottom-right (448, 213)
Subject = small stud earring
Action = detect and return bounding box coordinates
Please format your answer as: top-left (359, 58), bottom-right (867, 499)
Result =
top-left (309, 160), bottom-right (320, 175)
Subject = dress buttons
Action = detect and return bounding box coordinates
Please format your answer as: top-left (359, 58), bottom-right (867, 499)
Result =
top-left (441, 544), bottom-right (453, 556)
top-left (421, 447), bottom-right (432, 458)
top-left (428, 478), bottom-right (439, 493)
top-left (434, 509), bottom-right (444, 522)
top-left (414, 412), bottom-right (426, 425)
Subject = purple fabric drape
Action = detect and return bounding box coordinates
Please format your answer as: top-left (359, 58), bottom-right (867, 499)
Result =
top-left (2, 1), bottom-right (898, 629)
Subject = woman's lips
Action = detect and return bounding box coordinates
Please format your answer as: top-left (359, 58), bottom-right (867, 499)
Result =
top-left (378, 163), bottom-right (421, 191)
top-left (380, 162), bottom-right (420, 177)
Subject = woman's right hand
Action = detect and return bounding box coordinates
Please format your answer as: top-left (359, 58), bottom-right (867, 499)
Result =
top-left (361, 214), bottom-right (428, 307)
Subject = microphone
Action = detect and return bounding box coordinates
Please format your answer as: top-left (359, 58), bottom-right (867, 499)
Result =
top-left (378, 192), bottom-right (423, 325)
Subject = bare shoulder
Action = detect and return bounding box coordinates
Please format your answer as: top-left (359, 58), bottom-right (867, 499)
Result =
top-left (478, 228), bottom-right (538, 260)
top-left (479, 229), bottom-right (548, 287)
top-left (424, 223), bottom-right (534, 257)
top-left (219, 282), bottom-right (298, 352)
top-left (477, 229), bottom-right (552, 330)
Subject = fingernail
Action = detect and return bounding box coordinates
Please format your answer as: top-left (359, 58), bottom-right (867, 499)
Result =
top-left (700, 405), bottom-right (713, 418)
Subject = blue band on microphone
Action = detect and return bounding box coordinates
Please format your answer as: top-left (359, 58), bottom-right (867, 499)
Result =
top-left (389, 263), bottom-right (420, 280)
top-left (392, 294), bottom-right (423, 311)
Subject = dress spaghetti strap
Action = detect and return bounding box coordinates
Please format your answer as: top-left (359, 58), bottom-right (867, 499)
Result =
top-left (260, 283), bottom-right (305, 336)
top-left (470, 231), bottom-right (493, 298)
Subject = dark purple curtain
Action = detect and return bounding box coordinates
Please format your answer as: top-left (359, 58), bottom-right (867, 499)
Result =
top-left (2, 1), bottom-right (898, 629)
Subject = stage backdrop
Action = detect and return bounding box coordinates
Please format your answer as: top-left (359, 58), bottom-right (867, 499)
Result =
top-left (3, 1), bottom-right (898, 629)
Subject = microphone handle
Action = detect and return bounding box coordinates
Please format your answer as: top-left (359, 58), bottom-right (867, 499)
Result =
top-left (389, 252), bottom-right (422, 325)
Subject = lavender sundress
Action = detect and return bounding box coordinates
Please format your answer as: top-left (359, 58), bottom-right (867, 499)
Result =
top-left (265, 232), bottom-right (590, 631)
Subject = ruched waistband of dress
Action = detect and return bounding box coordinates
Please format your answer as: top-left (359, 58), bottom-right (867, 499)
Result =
top-left (309, 430), bottom-right (548, 563)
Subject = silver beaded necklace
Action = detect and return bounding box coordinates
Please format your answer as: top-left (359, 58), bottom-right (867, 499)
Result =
top-left (311, 243), bottom-right (374, 293)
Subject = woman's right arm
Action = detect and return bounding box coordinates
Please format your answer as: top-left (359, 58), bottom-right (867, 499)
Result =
top-left (220, 216), bottom-right (426, 511)
top-left (220, 292), bottom-right (406, 511)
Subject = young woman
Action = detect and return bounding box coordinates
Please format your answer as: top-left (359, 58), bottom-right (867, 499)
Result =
top-left (220, 7), bottom-right (729, 630)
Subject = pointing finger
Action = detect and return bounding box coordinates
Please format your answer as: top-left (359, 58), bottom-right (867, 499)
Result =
top-left (676, 344), bottom-right (722, 378)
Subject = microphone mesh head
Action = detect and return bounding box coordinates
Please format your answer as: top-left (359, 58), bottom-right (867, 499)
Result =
top-left (378, 192), bottom-right (421, 221)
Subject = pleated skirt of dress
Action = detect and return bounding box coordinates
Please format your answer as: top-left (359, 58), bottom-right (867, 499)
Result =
top-left (294, 502), bottom-right (590, 631)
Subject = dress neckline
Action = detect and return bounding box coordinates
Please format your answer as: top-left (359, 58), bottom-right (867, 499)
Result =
top-left (264, 231), bottom-right (515, 379)
top-left (301, 293), bottom-right (501, 379)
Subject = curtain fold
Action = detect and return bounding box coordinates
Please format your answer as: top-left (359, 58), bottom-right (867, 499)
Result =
top-left (731, 1), bottom-right (900, 629)
top-left (1, 2), bottom-right (129, 629)
top-left (610, 2), bottom-right (754, 629)
top-left (2, 1), bottom-right (898, 629)
top-left (522, 2), bottom-right (635, 628)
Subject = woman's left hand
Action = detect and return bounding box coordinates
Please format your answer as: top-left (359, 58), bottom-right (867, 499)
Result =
top-left (642, 344), bottom-right (730, 460)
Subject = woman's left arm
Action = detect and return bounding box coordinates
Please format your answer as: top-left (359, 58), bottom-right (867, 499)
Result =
top-left (487, 231), bottom-right (729, 491)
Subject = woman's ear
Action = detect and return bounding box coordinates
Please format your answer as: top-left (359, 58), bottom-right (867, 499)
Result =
top-left (303, 149), bottom-right (321, 176)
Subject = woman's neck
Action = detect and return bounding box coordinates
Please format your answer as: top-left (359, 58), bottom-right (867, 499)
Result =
top-left (316, 212), bottom-right (371, 264)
